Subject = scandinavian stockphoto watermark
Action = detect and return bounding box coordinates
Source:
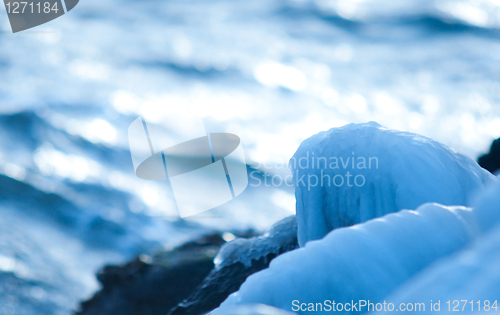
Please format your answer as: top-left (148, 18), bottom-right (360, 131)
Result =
top-left (128, 112), bottom-right (248, 218)
top-left (127, 109), bottom-right (377, 216)
top-left (3, 0), bottom-right (78, 32)
top-left (250, 152), bottom-right (379, 190)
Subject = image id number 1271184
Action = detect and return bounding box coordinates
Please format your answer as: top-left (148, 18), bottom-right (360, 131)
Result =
top-left (5, 2), bottom-right (59, 14)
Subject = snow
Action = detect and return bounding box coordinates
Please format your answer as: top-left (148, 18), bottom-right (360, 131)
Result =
top-left (374, 180), bottom-right (500, 314)
top-left (213, 203), bottom-right (478, 314)
top-left (291, 122), bottom-right (495, 246)
top-left (214, 216), bottom-right (297, 268)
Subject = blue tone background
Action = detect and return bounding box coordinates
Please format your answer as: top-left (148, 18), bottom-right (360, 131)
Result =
top-left (0, 0), bottom-right (499, 313)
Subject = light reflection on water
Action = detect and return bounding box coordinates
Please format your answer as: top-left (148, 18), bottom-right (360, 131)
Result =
top-left (0, 0), bottom-right (499, 313)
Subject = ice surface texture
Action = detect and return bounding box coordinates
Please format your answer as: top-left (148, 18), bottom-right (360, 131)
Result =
top-left (376, 181), bottom-right (500, 314)
top-left (214, 216), bottom-right (297, 269)
top-left (211, 304), bottom-right (295, 315)
top-left (291, 122), bottom-right (495, 246)
top-left (214, 203), bottom-right (478, 314)
top-left (212, 123), bottom-right (499, 314)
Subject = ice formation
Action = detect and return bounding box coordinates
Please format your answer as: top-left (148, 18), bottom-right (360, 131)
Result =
top-left (375, 181), bottom-right (500, 314)
top-left (211, 304), bottom-right (295, 315)
top-left (214, 215), bottom-right (297, 268)
top-left (291, 122), bottom-right (495, 246)
top-left (213, 203), bottom-right (478, 314)
top-left (471, 180), bottom-right (500, 234)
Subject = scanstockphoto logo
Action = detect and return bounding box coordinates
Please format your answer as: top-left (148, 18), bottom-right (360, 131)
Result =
top-left (3, 0), bottom-right (78, 33)
top-left (128, 113), bottom-right (248, 218)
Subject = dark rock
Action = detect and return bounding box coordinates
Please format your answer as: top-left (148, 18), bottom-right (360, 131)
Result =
top-left (478, 138), bottom-right (500, 174)
top-left (168, 216), bottom-right (298, 315)
top-left (77, 216), bottom-right (298, 315)
top-left (77, 233), bottom-right (226, 315)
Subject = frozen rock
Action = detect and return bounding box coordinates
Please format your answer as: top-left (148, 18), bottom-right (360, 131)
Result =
top-left (214, 215), bottom-right (298, 268)
top-left (214, 203), bottom-right (478, 314)
top-left (169, 216), bottom-right (298, 315)
top-left (291, 122), bottom-right (495, 246)
top-left (211, 304), bottom-right (295, 315)
top-left (375, 181), bottom-right (500, 314)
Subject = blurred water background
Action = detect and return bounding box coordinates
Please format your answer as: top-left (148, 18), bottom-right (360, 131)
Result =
top-left (0, 0), bottom-right (500, 313)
